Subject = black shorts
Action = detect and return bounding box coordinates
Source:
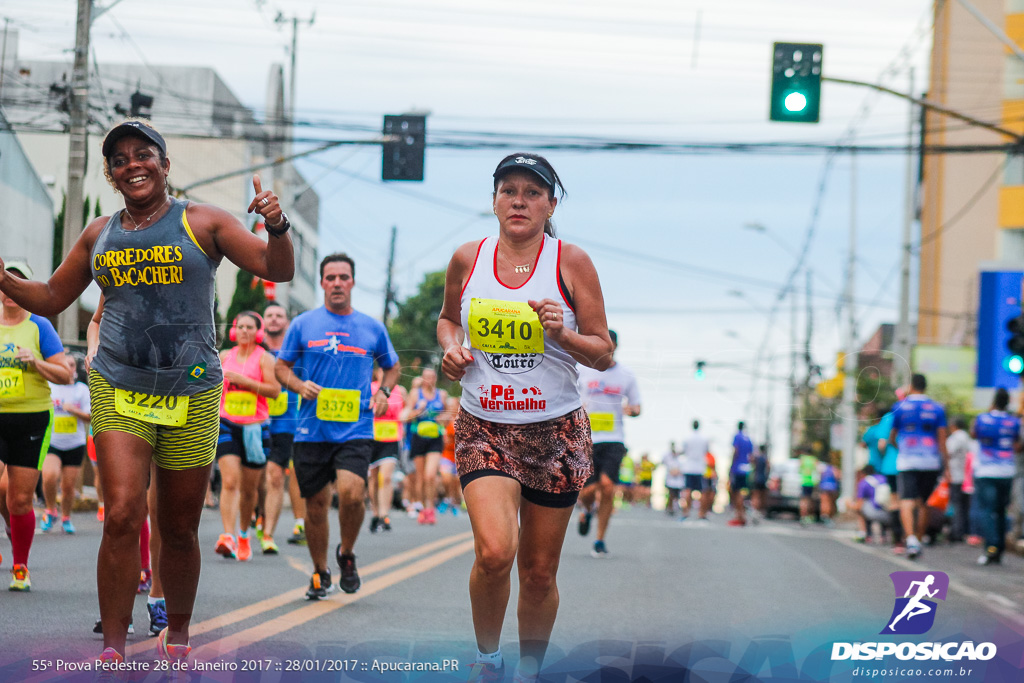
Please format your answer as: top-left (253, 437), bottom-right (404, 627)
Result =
top-left (0, 410), bottom-right (53, 470)
top-left (683, 474), bottom-right (703, 491)
top-left (216, 419), bottom-right (271, 469)
top-left (293, 439), bottom-right (373, 498)
top-left (371, 440), bottom-right (399, 466)
top-left (410, 434), bottom-right (444, 457)
top-left (460, 469), bottom-right (579, 508)
top-left (587, 441), bottom-right (627, 485)
top-left (49, 445), bottom-right (86, 468)
top-left (730, 472), bottom-right (749, 492)
top-left (898, 470), bottom-right (940, 502)
top-left (266, 432), bottom-right (294, 468)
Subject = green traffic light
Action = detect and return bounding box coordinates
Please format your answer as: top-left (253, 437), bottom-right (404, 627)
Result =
top-left (1007, 355), bottom-right (1024, 374)
top-left (784, 92), bottom-right (808, 112)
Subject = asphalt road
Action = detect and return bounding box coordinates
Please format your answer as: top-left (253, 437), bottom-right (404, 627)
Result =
top-left (2, 505), bottom-right (1023, 682)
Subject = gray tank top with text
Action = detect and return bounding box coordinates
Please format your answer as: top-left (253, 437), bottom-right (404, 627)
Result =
top-left (90, 197), bottom-right (223, 396)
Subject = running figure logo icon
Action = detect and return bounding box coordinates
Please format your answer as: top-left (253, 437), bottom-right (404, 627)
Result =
top-left (881, 571), bottom-right (949, 635)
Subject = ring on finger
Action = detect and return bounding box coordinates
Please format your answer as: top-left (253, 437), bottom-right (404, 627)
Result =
top-left (261, 198), bottom-right (270, 206)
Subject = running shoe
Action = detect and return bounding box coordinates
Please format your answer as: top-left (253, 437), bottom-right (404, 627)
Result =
top-left (369, 516), bottom-right (381, 533)
top-left (467, 662), bottom-right (505, 683)
top-left (92, 619), bottom-right (135, 635)
top-left (95, 647), bottom-right (128, 683)
top-left (591, 540), bottom-right (609, 558)
top-left (578, 509), bottom-right (592, 536)
top-left (336, 546), bottom-right (361, 593)
top-left (40, 511), bottom-right (56, 533)
top-left (727, 518), bottom-right (746, 527)
top-left (9, 564), bottom-right (30, 591)
top-left (977, 547), bottom-right (1002, 566)
top-left (62, 517), bottom-right (76, 534)
top-left (425, 508), bottom-right (437, 525)
top-left (380, 516), bottom-right (392, 531)
top-left (148, 600), bottom-right (168, 636)
top-left (287, 523), bottom-right (306, 545)
top-left (906, 537), bottom-right (923, 560)
top-left (237, 535), bottom-right (252, 562)
top-left (436, 500), bottom-right (449, 514)
top-left (417, 508), bottom-right (429, 525)
top-left (138, 568), bottom-right (152, 593)
top-left (215, 533), bottom-right (236, 559)
top-left (511, 668), bottom-right (539, 683)
top-left (157, 627), bottom-right (191, 675)
top-left (305, 569), bottom-right (335, 600)
top-left (97, 503), bottom-right (105, 522)
top-left (261, 537), bottom-right (279, 555)
top-left (966, 535), bottom-right (983, 546)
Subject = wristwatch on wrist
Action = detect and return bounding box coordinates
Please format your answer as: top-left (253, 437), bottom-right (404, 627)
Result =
top-left (379, 385), bottom-right (392, 399)
top-left (265, 212), bottom-right (291, 237)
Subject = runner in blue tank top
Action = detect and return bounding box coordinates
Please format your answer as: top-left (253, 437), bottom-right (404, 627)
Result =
top-left (0, 119), bottom-right (295, 668)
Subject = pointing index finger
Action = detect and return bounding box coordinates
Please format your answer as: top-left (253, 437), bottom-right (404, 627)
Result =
top-left (253, 174), bottom-right (263, 195)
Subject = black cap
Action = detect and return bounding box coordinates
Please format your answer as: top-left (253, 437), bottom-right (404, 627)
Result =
top-left (493, 155), bottom-right (554, 189)
top-left (102, 121), bottom-right (167, 158)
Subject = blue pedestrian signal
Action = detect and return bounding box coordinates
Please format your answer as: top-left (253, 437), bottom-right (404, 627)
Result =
top-left (1005, 355), bottom-right (1024, 375)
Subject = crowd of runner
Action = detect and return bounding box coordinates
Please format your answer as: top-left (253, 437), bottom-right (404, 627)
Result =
top-left (2, 119), bottom-right (1023, 683)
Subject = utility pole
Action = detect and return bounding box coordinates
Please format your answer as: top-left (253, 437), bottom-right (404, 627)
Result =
top-left (893, 68), bottom-right (916, 388)
top-left (382, 226), bottom-right (397, 326)
top-left (0, 18), bottom-right (11, 102)
top-left (840, 149), bottom-right (859, 506)
top-left (789, 281), bottom-right (798, 457)
top-left (274, 11), bottom-right (314, 186)
top-left (59, 0), bottom-right (93, 342)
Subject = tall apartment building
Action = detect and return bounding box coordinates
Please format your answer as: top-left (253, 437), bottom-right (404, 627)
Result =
top-left (919, 0), bottom-right (1023, 347)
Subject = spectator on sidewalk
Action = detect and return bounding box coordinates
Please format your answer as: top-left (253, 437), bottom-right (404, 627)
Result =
top-left (946, 416), bottom-right (972, 543)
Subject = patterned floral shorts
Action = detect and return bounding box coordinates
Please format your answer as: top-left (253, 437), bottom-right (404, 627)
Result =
top-left (454, 407), bottom-right (594, 506)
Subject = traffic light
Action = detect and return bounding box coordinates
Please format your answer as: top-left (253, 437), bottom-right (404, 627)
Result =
top-left (769, 42), bottom-right (823, 123)
top-left (695, 360), bottom-right (706, 380)
top-left (1006, 314), bottom-right (1024, 374)
top-left (382, 114), bottom-right (426, 181)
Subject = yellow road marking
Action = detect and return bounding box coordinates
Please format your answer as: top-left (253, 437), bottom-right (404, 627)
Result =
top-left (125, 531), bottom-right (473, 655)
top-left (22, 531), bottom-right (475, 683)
top-left (194, 539), bottom-right (474, 660)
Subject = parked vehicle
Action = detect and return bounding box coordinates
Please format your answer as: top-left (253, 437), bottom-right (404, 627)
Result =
top-left (765, 459), bottom-right (819, 518)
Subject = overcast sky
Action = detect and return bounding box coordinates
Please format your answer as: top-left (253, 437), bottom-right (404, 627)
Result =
top-left (6, 0), bottom-right (953, 461)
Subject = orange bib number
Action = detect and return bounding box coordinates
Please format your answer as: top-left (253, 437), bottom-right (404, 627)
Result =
top-left (316, 389), bottom-right (360, 422)
top-left (114, 389), bottom-right (188, 427)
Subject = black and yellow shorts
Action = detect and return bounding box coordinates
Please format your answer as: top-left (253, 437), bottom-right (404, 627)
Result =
top-left (89, 370), bottom-right (220, 471)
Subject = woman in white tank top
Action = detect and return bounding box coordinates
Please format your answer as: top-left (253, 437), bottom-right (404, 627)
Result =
top-left (437, 153), bottom-right (614, 681)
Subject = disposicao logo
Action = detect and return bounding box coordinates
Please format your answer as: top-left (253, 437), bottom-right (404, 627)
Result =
top-left (882, 571), bottom-right (948, 635)
top-left (831, 571), bottom-right (997, 663)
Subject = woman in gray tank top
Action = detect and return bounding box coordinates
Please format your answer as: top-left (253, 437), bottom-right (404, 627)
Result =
top-left (0, 119), bottom-right (295, 667)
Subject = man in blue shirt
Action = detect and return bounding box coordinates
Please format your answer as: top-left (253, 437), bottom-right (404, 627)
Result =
top-left (276, 254), bottom-right (400, 599)
top-left (889, 374), bottom-right (948, 559)
top-left (728, 421), bottom-right (753, 526)
top-left (970, 387), bottom-right (1022, 566)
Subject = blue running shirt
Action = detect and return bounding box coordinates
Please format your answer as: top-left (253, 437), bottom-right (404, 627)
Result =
top-left (891, 394), bottom-right (947, 472)
top-left (731, 432), bottom-right (753, 474)
top-left (277, 307), bottom-right (398, 443)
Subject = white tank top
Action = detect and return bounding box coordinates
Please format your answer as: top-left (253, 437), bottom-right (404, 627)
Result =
top-left (459, 234), bottom-right (580, 424)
